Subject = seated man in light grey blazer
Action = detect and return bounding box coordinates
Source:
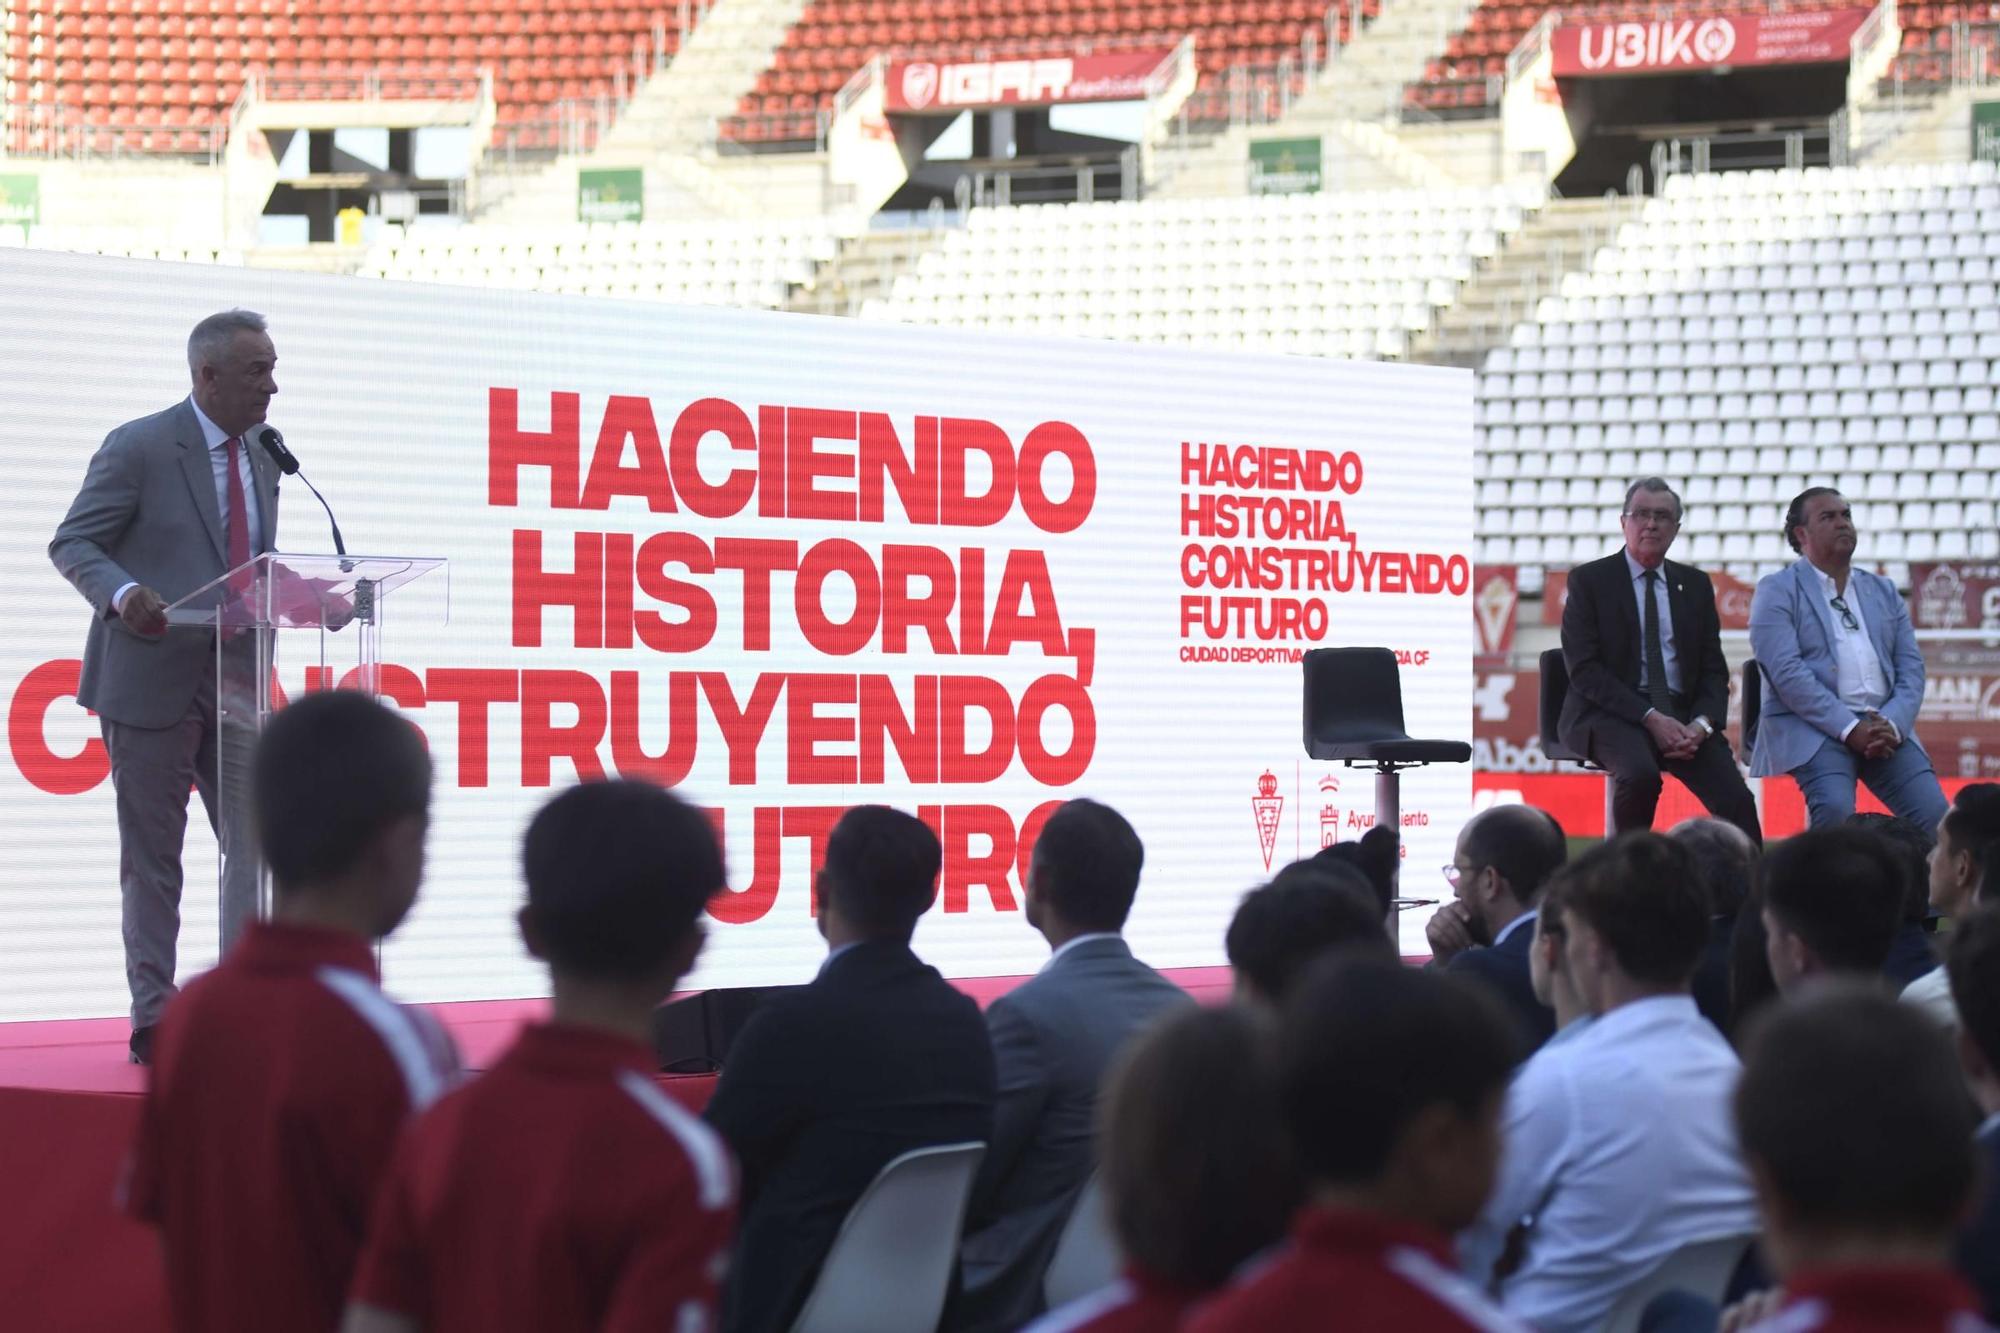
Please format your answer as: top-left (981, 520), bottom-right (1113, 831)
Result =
top-left (950, 798), bottom-right (1191, 1333)
top-left (48, 310), bottom-right (283, 1065)
top-left (1748, 487), bottom-right (1947, 833)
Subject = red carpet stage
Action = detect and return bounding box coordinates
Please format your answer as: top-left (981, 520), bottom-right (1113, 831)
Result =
top-left (0, 968), bottom-right (1235, 1332)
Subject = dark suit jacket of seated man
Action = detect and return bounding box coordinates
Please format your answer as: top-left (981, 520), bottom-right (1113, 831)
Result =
top-left (1557, 478), bottom-right (1762, 845)
top-left (951, 799), bottom-right (1192, 1333)
top-left (703, 807), bottom-right (997, 1333)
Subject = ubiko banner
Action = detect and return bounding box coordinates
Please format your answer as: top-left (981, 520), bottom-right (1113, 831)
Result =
top-left (1550, 9), bottom-right (1872, 77)
top-left (0, 248), bottom-right (1471, 1019)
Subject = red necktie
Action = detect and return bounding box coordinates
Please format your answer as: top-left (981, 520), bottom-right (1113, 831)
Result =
top-left (223, 436), bottom-right (251, 571)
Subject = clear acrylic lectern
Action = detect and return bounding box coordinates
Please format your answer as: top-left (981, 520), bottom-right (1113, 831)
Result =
top-left (163, 553), bottom-right (447, 934)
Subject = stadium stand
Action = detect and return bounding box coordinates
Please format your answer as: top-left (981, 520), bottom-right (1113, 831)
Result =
top-left (1, 0), bottom-right (693, 154)
top-left (1413, 0), bottom-right (2000, 114)
top-left (356, 217), bottom-right (835, 304)
top-left (1475, 161), bottom-right (2000, 582)
top-left (859, 183), bottom-right (1542, 357)
top-left (719, 0), bottom-right (1376, 146)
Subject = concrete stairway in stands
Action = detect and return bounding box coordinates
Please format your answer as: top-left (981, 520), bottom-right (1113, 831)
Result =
top-left (600, 0), bottom-right (815, 153)
top-left (471, 0), bottom-right (814, 224)
top-left (787, 226), bottom-right (944, 316)
top-left (1146, 0), bottom-right (1486, 198)
top-left (1409, 193), bottom-right (1637, 366)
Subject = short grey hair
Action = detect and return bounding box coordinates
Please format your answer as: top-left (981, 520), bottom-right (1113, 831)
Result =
top-left (1624, 477), bottom-right (1683, 521)
top-left (187, 309), bottom-right (268, 375)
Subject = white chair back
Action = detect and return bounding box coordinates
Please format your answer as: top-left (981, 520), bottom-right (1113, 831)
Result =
top-left (1597, 1232), bottom-right (1758, 1333)
top-left (1042, 1175), bottom-right (1120, 1310)
top-left (789, 1141), bottom-right (986, 1333)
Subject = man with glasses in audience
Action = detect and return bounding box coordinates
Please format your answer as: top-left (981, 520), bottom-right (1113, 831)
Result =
top-left (1557, 478), bottom-right (1762, 843)
top-left (1748, 487), bottom-right (1947, 831)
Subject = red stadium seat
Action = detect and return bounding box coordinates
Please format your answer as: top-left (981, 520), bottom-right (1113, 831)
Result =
top-left (3, 0), bottom-right (702, 151)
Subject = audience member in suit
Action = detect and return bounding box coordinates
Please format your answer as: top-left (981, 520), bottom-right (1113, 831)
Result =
top-left (1748, 487), bottom-right (1948, 833)
top-left (953, 800), bottom-right (1192, 1333)
top-left (1023, 1005), bottom-right (1299, 1333)
top-left (1308, 825), bottom-right (1401, 919)
top-left (1557, 477), bottom-right (1763, 845)
top-left (1847, 812), bottom-right (1944, 991)
top-left (1426, 805), bottom-right (1568, 1049)
top-left (1668, 818), bottom-right (1758, 1033)
top-left (704, 806), bottom-right (997, 1333)
top-left (1725, 986), bottom-right (1986, 1333)
top-left (1186, 958), bottom-right (1530, 1333)
top-left (1945, 906), bottom-right (2000, 1318)
top-left (1761, 827), bottom-right (1908, 995)
top-left (1460, 834), bottom-right (1758, 1333)
top-left (1226, 860), bottom-right (1395, 1009)
top-left (1907, 785), bottom-right (2000, 1030)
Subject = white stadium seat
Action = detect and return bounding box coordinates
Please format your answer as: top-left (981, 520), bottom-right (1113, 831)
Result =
top-left (1477, 163), bottom-right (2000, 574)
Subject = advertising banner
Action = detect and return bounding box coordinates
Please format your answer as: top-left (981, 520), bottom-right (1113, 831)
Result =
top-left (578, 167), bottom-right (644, 224)
top-left (0, 248), bottom-right (1473, 1020)
top-left (1977, 99), bottom-right (2000, 165)
top-left (1541, 565), bottom-right (1758, 630)
top-left (1550, 9), bottom-right (1873, 77)
top-left (0, 173), bottom-right (38, 227)
top-left (1473, 564), bottom-right (1517, 666)
top-left (1248, 138), bottom-right (1323, 196)
top-left (884, 49), bottom-right (1179, 112)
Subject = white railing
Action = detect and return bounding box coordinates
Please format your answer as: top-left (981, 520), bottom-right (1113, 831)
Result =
top-left (249, 66), bottom-right (487, 104)
top-left (1506, 11), bottom-right (1561, 87)
top-left (3, 105), bottom-right (228, 162)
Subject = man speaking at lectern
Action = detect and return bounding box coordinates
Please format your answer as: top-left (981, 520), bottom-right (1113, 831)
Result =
top-left (49, 309), bottom-right (282, 1065)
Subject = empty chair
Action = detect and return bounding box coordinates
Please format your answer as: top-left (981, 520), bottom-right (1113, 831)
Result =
top-left (1303, 647), bottom-right (1471, 837)
top-left (789, 1143), bottom-right (986, 1333)
top-left (1041, 1176), bottom-right (1118, 1312)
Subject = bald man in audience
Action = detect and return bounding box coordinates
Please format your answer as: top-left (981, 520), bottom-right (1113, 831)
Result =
top-left (1427, 806), bottom-right (1568, 1049)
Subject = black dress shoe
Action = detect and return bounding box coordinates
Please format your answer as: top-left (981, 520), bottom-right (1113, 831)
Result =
top-left (129, 1025), bottom-right (157, 1066)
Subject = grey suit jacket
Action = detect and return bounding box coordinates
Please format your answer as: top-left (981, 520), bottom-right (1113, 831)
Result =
top-left (1747, 557), bottom-right (1926, 777)
top-left (49, 399), bottom-right (280, 729)
top-left (954, 935), bottom-right (1192, 1331)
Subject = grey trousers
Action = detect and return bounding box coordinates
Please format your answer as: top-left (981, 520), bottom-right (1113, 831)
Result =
top-left (101, 672), bottom-right (260, 1027)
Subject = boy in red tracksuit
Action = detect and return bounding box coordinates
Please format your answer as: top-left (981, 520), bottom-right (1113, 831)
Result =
top-left (1728, 985), bottom-right (1993, 1333)
top-left (1187, 955), bottom-right (1531, 1333)
top-left (123, 691), bottom-right (455, 1333)
top-left (343, 780), bottom-right (736, 1333)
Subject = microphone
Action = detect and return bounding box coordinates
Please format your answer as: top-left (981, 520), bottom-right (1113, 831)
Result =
top-left (258, 427), bottom-right (347, 560)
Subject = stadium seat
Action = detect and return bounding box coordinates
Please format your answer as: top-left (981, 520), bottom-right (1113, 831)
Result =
top-left (1477, 163), bottom-right (2000, 581)
top-left (3, 0), bottom-right (691, 155)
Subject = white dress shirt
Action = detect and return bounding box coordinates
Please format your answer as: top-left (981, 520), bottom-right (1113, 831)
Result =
top-left (1040, 931), bottom-right (1121, 972)
top-left (1459, 994), bottom-right (1758, 1333)
top-left (1493, 909), bottom-right (1538, 949)
top-left (1623, 550), bottom-right (1683, 696)
top-left (1901, 966), bottom-right (1959, 1031)
top-left (1807, 561), bottom-right (1892, 743)
top-left (112, 398), bottom-right (264, 613)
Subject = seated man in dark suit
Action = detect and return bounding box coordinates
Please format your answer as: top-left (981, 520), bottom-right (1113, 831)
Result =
top-left (1558, 477), bottom-right (1761, 845)
top-left (1426, 804), bottom-right (1567, 1048)
top-left (953, 799), bottom-right (1192, 1332)
top-left (704, 806), bottom-right (997, 1333)
top-left (1946, 904), bottom-right (2000, 1317)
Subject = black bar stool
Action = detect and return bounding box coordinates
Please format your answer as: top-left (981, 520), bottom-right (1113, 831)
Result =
top-left (1538, 648), bottom-right (1614, 837)
top-left (1302, 647), bottom-right (1471, 852)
